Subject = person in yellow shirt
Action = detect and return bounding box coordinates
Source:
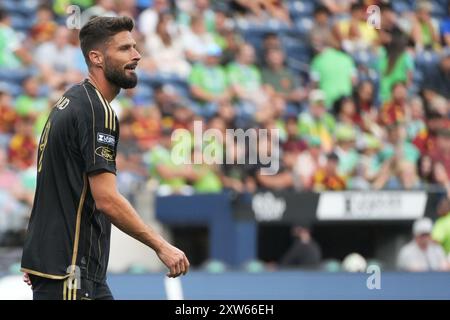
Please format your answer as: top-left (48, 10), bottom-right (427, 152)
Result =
top-left (337, 3), bottom-right (378, 52)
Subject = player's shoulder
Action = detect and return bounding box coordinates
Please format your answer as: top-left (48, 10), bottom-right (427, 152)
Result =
top-left (59, 79), bottom-right (108, 115)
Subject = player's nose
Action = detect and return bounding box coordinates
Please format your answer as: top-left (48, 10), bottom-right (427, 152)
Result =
top-left (131, 47), bottom-right (141, 62)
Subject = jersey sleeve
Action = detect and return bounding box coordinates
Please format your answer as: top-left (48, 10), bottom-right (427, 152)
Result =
top-left (77, 89), bottom-right (119, 176)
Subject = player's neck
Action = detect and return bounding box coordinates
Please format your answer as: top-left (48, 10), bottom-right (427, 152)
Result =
top-left (87, 71), bottom-right (120, 103)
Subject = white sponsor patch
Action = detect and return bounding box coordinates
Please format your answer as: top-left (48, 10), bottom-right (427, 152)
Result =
top-left (97, 133), bottom-right (115, 146)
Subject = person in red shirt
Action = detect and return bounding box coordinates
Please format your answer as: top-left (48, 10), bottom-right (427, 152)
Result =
top-left (380, 81), bottom-right (407, 126)
top-left (8, 115), bottom-right (37, 170)
top-left (313, 152), bottom-right (347, 191)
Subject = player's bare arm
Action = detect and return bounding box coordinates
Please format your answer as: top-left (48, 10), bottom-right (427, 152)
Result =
top-left (89, 172), bottom-right (190, 278)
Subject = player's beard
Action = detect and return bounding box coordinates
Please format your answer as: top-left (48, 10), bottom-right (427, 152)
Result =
top-left (104, 60), bottom-right (138, 89)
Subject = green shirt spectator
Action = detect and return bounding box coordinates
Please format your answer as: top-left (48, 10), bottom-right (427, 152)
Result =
top-left (14, 95), bottom-right (48, 117)
top-left (146, 145), bottom-right (187, 189)
top-left (335, 125), bottom-right (360, 176)
top-left (192, 164), bottom-right (222, 193)
top-left (432, 213), bottom-right (450, 254)
top-left (226, 62), bottom-right (262, 92)
top-left (189, 62), bottom-right (229, 102)
top-left (298, 112), bottom-right (336, 152)
top-left (379, 141), bottom-right (420, 164)
top-left (377, 47), bottom-right (414, 103)
top-left (310, 47), bottom-right (356, 108)
top-left (0, 24), bottom-right (22, 68)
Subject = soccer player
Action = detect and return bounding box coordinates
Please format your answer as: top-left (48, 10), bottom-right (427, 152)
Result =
top-left (20, 16), bottom-right (190, 300)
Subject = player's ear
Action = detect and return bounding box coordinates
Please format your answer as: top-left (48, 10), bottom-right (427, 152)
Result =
top-left (88, 50), bottom-right (104, 67)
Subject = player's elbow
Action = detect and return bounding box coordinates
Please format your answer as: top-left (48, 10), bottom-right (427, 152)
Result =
top-left (94, 191), bottom-right (120, 216)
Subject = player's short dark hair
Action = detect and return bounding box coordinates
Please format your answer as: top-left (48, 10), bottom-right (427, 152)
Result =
top-left (79, 16), bottom-right (134, 66)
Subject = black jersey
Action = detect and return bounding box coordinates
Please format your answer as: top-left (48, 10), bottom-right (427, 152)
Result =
top-left (21, 79), bottom-right (119, 283)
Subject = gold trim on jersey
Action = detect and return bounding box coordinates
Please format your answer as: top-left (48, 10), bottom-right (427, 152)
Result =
top-left (94, 89), bottom-right (116, 131)
top-left (71, 174), bottom-right (87, 271)
top-left (20, 268), bottom-right (70, 280)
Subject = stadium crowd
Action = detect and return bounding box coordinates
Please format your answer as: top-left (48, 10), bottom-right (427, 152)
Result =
top-left (0, 0), bottom-right (449, 270)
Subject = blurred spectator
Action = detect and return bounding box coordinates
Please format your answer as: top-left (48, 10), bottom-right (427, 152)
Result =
top-left (430, 128), bottom-right (450, 195)
top-left (138, 0), bottom-right (171, 36)
top-left (8, 116), bottom-right (37, 170)
top-left (406, 96), bottom-right (427, 142)
top-left (211, 9), bottom-right (241, 64)
top-left (216, 100), bottom-right (238, 129)
top-left (35, 26), bottom-right (84, 89)
top-left (379, 123), bottom-right (420, 168)
top-left (189, 44), bottom-right (231, 117)
top-left (144, 12), bottom-right (191, 77)
top-left (313, 152), bottom-right (347, 191)
top-left (80, 0), bottom-right (118, 26)
top-left (29, 4), bottom-right (58, 46)
top-left (0, 149), bottom-right (29, 241)
top-left (0, 8), bottom-right (32, 68)
top-left (298, 90), bottom-right (336, 153)
top-left (310, 37), bottom-right (357, 108)
top-left (387, 160), bottom-right (423, 190)
top-left (190, 147), bottom-right (223, 194)
top-left (221, 139), bottom-right (256, 194)
top-left (352, 80), bottom-right (380, 134)
top-left (253, 131), bottom-right (293, 191)
top-left (320, 0), bottom-right (354, 15)
top-left (145, 128), bottom-right (195, 196)
top-left (353, 133), bottom-right (382, 189)
top-left (116, 113), bottom-right (148, 200)
top-left (232, 0), bottom-right (291, 26)
top-left (422, 48), bottom-right (450, 102)
top-left (132, 106), bottom-right (162, 149)
top-left (432, 198), bottom-right (450, 256)
top-left (336, 2), bottom-right (378, 53)
top-left (178, 0), bottom-right (217, 33)
top-left (182, 14), bottom-right (217, 62)
top-left (411, 1), bottom-right (441, 51)
top-left (397, 217), bottom-right (449, 272)
top-left (279, 225), bottom-right (322, 269)
top-left (227, 43), bottom-right (270, 119)
top-left (0, 90), bottom-right (17, 143)
top-left (333, 96), bottom-right (359, 129)
top-left (261, 48), bottom-right (306, 105)
top-left (334, 125), bottom-right (360, 178)
top-left (294, 136), bottom-right (326, 191)
top-left (310, 5), bottom-right (337, 54)
top-left (152, 83), bottom-right (182, 118)
top-left (380, 82), bottom-right (408, 126)
top-left (257, 32), bottom-right (281, 65)
top-left (14, 77), bottom-right (49, 119)
top-left (376, 28), bottom-right (413, 103)
top-left (282, 117), bottom-right (308, 155)
top-left (418, 154), bottom-right (436, 187)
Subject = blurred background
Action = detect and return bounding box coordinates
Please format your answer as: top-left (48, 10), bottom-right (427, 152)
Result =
top-left (0, 0), bottom-right (450, 299)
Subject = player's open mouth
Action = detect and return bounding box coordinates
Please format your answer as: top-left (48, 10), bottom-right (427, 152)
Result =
top-left (125, 64), bottom-right (137, 70)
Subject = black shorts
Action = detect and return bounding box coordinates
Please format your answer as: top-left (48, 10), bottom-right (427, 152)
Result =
top-left (29, 274), bottom-right (114, 300)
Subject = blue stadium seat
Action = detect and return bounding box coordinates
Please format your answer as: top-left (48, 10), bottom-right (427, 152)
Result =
top-left (392, 0), bottom-right (414, 13)
top-left (9, 13), bottom-right (34, 32)
top-left (287, 0), bottom-right (315, 20)
top-left (0, 81), bottom-right (23, 97)
top-left (294, 17), bottom-right (314, 36)
top-left (135, 84), bottom-right (154, 102)
top-left (0, 69), bottom-right (32, 85)
top-left (415, 50), bottom-right (440, 72)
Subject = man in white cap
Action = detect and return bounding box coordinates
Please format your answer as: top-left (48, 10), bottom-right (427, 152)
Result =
top-left (397, 217), bottom-right (449, 272)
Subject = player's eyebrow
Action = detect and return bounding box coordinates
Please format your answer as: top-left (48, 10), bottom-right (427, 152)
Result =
top-left (117, 42), bottom-right (137, 50)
